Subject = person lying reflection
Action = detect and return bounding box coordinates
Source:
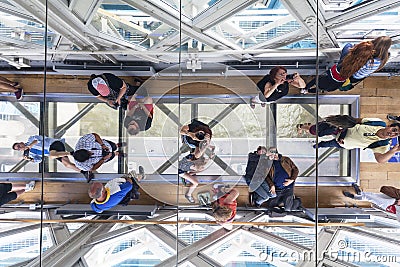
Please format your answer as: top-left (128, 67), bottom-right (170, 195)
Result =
top-left (73, 133), bottom-right (125, 181)
top-left (180, 119), bottom-right (212, 159)
top-left (343, 184), bottom-right (400, 221)
top-left (212, 187), bottom-right (239, 230)
top-left (88, 168), bottom-right (145, 213)
top-left (124, 95), bottom-right (154, 135)
top-left (13, 135), bottom-right (80, 172)
top-left (178, 152), bottom-right (214, 203)
top-left (300, 115), bottom-right (400, 163)
top-left (87, 73), bottom-right (142, 110)
top-left (250, 66), bottom-right (306, 108)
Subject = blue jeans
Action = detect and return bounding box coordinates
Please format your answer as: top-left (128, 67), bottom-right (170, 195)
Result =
top-left (316, 139), bottom-right (342, 148)
top-left (254, 181), bottom-right (277, 205)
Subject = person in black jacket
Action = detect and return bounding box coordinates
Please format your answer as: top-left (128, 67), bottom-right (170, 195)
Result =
top-left (180, 119), bottom-right (212, 159)
top-left (124, 96), bottom-right (154, 135)
top-left (244, 146), bottom-right (276, 207)
top-left (250, 66), bottom-right (305, 108)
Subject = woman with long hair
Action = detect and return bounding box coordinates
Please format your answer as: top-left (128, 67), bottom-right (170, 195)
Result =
top-left (251, 66), bottom-right (305, 107)
top-left (303, 36), bottom-right (391, 93)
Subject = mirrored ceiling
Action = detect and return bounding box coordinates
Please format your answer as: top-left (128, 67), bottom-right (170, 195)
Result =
top-left (0, 0), bottom-right (399, 73)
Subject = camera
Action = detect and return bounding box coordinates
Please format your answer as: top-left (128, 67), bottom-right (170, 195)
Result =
top-left (195, 131), bottom-right (205, 140)
top-left (286, 74), bottom-right (295, 80)
top-left (23, 149), bottom-right (33, 160)
top-left (102, 149), bottom-right (111, 157)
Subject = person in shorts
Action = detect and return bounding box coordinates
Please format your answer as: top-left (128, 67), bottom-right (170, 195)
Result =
top-left (0, 181), bottom-right (35, 206)
top-left (12, 135), bottom-right (79, 171)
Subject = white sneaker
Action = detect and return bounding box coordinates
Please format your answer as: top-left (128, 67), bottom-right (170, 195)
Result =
top-left (25, 181), bottom-right (35, 192)
top-left (300, 88), bottom-right (308, 94)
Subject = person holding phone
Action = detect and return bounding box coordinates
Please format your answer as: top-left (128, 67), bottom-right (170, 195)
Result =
top-left (250, 66), bottom-right (306, 108)
top-left (180, 119), bottom-right (212, 159)
top-left (12, 135), bottom-right (79, 171)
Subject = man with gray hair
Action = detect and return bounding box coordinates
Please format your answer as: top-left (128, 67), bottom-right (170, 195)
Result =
top-left (88, 167), bottom-right (144, 213)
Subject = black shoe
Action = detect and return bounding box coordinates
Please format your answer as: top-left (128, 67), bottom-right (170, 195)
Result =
top-left (387, 114), bottom-right (400, 121)
top-left (342, 191), bottom-right (354, 199)
top-left (248, 192), bottom-right (255, 206)
top-left (351, 183), bottom-right (362, 195)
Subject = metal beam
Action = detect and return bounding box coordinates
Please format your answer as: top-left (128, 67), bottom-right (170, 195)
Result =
top-left (249, 28), bottom-right (310, 50)
top-left (208, 103), bottom-right (239, 128)
top-left (297, 228), bottom-right (336, 267)
top-left (85, 211), bottom-right (178, 246)
top-left (282, 0), bottom-right (339, 57)
top-left (300, 147), bottom-right (339, 177)
top-left (25, 216), bottom-right (115, 267)
top-left (325, 0), bottom-right (400, 29)
top-left (192, 0), bottom-right (259, 30)
top-left (46, 210), bottom-right (71, 245)
top-left (121, 0), bottom-right (243, 51)
top-left (11, 0), bottom-right (111, 63)
top-left (54, 103), bottom-right (97, 137)
top-left (247, 227), bottom-right (310, 253)
top-left (155, 211), bottom-right (264, 267)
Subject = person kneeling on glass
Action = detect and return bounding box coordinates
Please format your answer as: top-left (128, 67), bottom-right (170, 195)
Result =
top-left (245, 146), bottom-right (298, 209)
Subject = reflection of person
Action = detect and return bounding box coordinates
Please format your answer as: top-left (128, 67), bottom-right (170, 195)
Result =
top-left (339, 36), bottom-right (391, 91)
top-left (245, 146), bottom-right (298, 209)
top-left (310, 116), bottom-right (400, 163)
top-left (73, 133), bottom-right (122, 172)
top-left (0, 181), bottom-right (35, 206)
top-left (303, 36), bottom-right (391, 93)
top-left (87, 73), bottom-right (141, 109)
top-left (124, 96), bottom-right (154, 135)
top-left (178, 153), bottom-right (214, 203)
top-left (180, 119), bottom-right (212, 159)
top-left (343, 185), bottom-right (400, 221)
top-left (0, 76), bottom-right (23, 100)
top-left (264, 147), bottom-right (298, 211)
top-left (12, 135), bottom-right (80, 171)
top-left (244, 146), bottom-right (276, 207)
top-left (251, 66), bottom-right (305, 107)
top-left (88, 170), bottom-right (144, 213)
top-left (212, 188), bottom-right (239, 230)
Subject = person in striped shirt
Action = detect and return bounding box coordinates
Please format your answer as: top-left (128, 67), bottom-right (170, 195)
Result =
top-left (12, 135), bottom-right (79, 171)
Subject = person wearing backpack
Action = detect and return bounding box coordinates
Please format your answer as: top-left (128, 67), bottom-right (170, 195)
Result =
top-left (245, 146), bottom-right (298, 209)
top-left (305, 115), bottom-right (400, 163)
